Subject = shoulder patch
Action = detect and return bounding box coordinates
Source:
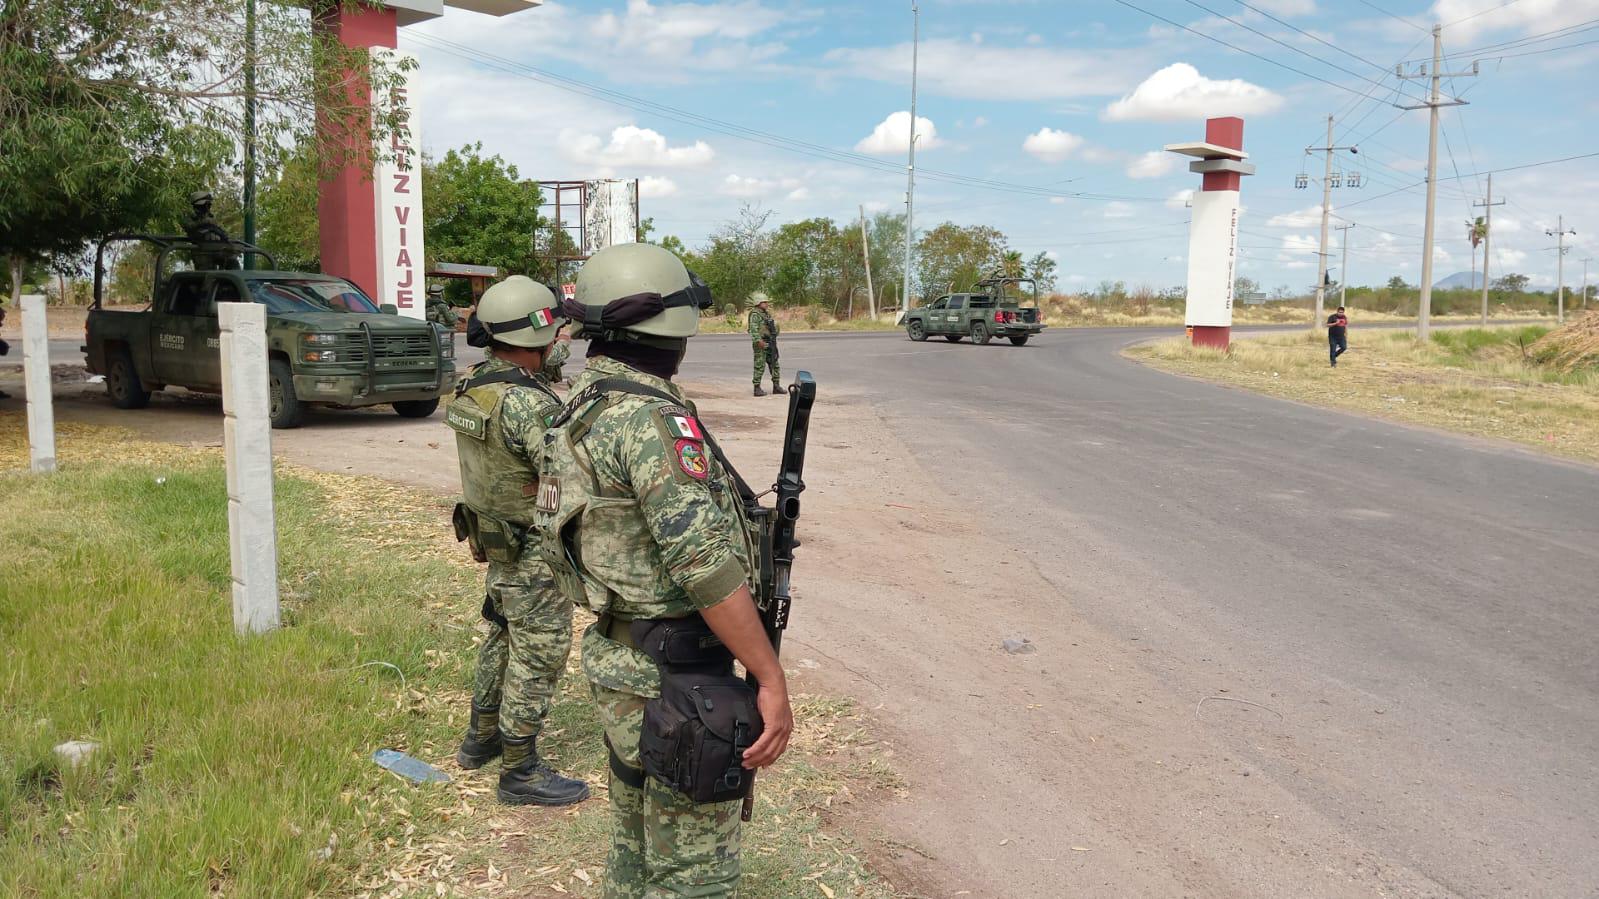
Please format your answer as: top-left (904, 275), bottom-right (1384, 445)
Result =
top-left (674, 439), bottom-right (710, 480)
top-left (444, 402), bottom-right (487, 440)
top-left (656, 405), bottom-right (705, 441)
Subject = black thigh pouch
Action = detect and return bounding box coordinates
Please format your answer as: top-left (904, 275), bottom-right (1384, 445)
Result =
top-left (631, 617), bottom-right (764, 804)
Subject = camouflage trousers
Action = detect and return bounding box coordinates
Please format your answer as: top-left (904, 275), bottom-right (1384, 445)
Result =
top-left (751, 347), bottom-right (779, 386)
top-left (472, 554), bottom-right (573, 741)
top-left (582, 625), bottom-right (741, 898)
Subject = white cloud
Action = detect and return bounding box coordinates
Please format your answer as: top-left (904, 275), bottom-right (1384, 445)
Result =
top-left (785, 186), bottom-right (811, 201)
top-left (1023, 128), bottom-right (1086, 163)
top-left (1104, 202), bottom-right (1136, 219)
top-left (562, 125), bottom-right (715, 168)
top-left (1103, 63), bottom-right (1285, 122)
top-left (1080, 145), bottom-right (1123, 164)
top-left (1126, 151), bottom-right (1178, 179)
top-left (973, 116), bottom-right (989, 128)
top-left (589, 0), bottom-right (793, 69)
top-left (1166, 188), bottom-right (1195, 209)
top-left (1255, 0), bottom-right (1316, 14)
top-left (639, 176), bottom-right (679, 198)
top-left (856, 111), bottom-right (943, 155)
top-left (827, 39), bottom-right (1141, 101)
top-left (1267, 204), bottom-right (1329, 228)
top-left (720, 174), bottom-right (803, 198)
top-left (1430, 0), bottom-right (1599, 42)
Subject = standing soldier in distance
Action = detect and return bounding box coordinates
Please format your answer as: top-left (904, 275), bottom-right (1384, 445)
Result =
top-left (445, 275), bottom-right (589, 806)
top-left (534, 243), bottom-right (794, 896)
top-left (748, 292), bottom-right (781, 396)
top-left (426, 283), bottom-right (459, 328)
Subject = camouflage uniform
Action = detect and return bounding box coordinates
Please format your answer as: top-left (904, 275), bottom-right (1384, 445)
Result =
top-left (534, 356), bottom-right (756, 898)
top-left (448, 356), bottom-right (571, 746)
top-left (748, 308), bottom-right (779, 387)
top-left (427, 295), bottom-right (460, 327)
top-left (541, 339), bottom-right (571, 383)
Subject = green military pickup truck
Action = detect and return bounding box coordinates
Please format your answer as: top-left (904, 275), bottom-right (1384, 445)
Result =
top-left (85, 234), bottom-right (455, 429)
top-left (903, 274), bottom-right (1046, 346)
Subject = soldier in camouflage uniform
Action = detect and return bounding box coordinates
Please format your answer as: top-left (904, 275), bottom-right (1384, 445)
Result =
top-left (747, 292), bottom-right (781, 397)
top-left (542, 335), bottom-right (571, 383)
top-left (426, 283), bottom-right (460, 327)
top-left (533, 243), bottom-right (794, 897)
top-left (445, 275), bottom-right (589, 806)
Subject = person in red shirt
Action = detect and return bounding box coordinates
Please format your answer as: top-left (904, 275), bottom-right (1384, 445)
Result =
top-left (1327, 305), bottom-right (1349, 367)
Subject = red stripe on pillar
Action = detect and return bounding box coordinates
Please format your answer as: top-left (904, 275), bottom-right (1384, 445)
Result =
top-left (1205, 117), bottom-right (1244, 152)
top-left (314, 4), bottom-right (397, 298)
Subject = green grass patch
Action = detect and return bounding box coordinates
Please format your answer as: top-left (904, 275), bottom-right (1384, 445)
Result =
top-left (1127, 326), bottom-right (1599, 464)
top-left (0, 420), bottom-right (903, 898)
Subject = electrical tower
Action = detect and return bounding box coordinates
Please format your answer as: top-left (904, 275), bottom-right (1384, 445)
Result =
top-left (1473, 173), bottom-right (1504, 324)
top-left (1546, 216), bottom-right (1576, 323)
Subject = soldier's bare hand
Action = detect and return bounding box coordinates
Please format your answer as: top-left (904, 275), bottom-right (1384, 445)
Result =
top-left (745, 683), bottom-right (793, 768)
top-left (755, 339), bottom-right (767, 350)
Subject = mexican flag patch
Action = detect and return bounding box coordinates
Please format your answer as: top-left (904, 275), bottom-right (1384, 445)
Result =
top-left (532, 307), bottom-right (555, 328)
top-left (664, 413), bottom-right (704, 441)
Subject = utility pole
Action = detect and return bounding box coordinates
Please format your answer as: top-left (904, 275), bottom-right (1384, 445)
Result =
top-left (1399, 25), bottom-right (1475, 341)
top-left (242, 0), bottom-right (257, 269)
top-left (1581, 257), bottom-right (1592, 310)
top-left (859, 205), bottom-right (877, 319)
top-left (1307, 115), bottom-right (1353, 329)
top-left (1335, 223), bottom-right (1354, 309)
top-left (1546, 216), bottom-right (1575, 323)
top-left (1473, 172), bottom-right (1504, 324)
top-left (900, 2), bottom-right (919, 323)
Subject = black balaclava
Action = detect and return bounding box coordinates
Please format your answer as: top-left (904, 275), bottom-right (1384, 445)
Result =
top-left (587, 335), bottom-right (687, 380)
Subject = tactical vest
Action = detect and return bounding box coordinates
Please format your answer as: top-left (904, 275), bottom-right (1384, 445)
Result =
top-left (533, 380), bottom-right (757, 618)
top-left (446, 366), bottom-right (558, 563)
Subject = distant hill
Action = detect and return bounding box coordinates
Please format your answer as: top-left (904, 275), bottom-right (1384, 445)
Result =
top-left (1434, 271), bottom-right (1484, 290)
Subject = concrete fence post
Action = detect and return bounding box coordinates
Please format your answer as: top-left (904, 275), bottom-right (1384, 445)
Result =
top-left (21, 295), bottom-right (56, 473)
top-left (218, 302), bottom-right (280, 635)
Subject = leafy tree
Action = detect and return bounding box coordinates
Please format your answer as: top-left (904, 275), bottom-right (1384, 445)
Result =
top-left (257, 144), bottom-right (321, 272)
top-left (423, 143), bottom-right (543, 304)
top-left (1026, 251), bottom-right (1058, 292)
top-left (693, 204), bottom-right (772, 309)
top-left (1492, 273), bottom-right (1530, 296)
top-left (1000, 250), bottom-right (1025, 278)
top-left (768, 217), bottom-right (846, 309)
top-left (1387, 275), bottom-right (1410, 290)
top-left (915, 222), bottom-right (1007, 299)
top-left (0, 0), bottom-right (409, 302)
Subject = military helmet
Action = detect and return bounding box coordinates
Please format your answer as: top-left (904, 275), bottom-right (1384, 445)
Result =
top-left (190, 190), bottom-right (213, 206)
top-left (572, 243), bottom-right (712, 339)
top-left (476, 275), bottom-right (563, 349)
top-left (427, 283), bottom-right (444, 297)
top-left (750, 291), bottom-right (772, 307)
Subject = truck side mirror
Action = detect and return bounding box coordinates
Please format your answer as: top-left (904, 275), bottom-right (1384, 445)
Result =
top-left (380, 303), bottom-right (398, 315)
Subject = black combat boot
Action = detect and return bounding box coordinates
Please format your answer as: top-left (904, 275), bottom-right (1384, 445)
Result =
top-left (498, 734), bottom-right (590, 806)
top-left (456, 703), bottom-right (503, 770)
top-left (753, 385), bottom-right (766, 397)
top-left (771, 380), bottom-right (783, 396)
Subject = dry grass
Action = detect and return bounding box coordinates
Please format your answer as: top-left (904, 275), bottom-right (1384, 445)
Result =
top-left (1127, 326), bottom-right (1599, 465)
top-left (1530, 310), bottom-right (1599, 373)
top-left (0, 415), bottom-right (906, 899)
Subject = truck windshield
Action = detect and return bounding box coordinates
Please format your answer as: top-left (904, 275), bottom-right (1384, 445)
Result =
top-left (249, 278), bottom-right (380, 315)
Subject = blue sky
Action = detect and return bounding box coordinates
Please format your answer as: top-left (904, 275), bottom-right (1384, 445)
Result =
top-left (407, 0), bottom-right (1599, 293)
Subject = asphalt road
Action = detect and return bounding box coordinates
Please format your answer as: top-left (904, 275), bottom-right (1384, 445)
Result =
top-left (681, 328), bottom-right (1598, 896)
top-left (16, 325), bottom-right (1597, 894)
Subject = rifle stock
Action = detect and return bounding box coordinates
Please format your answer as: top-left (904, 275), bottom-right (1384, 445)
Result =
top-left (742, 371), bottom-right (816, 821)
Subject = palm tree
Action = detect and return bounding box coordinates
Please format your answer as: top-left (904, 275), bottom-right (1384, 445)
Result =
top-left (1467, 217), bottom-right (1488, 290)
top-left (1000, 250), bottom-right (1024, 278)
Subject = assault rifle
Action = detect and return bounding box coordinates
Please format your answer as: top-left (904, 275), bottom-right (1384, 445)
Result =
top-left (740, 370), bottom-right (815, 821)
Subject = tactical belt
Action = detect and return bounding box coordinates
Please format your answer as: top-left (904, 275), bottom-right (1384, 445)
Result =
top-left (597, 612), bottom-right (639, 649)
top-left (553, 377), bottom-right (759, 504)
top-left (604, 735), bottom-right (646, 790)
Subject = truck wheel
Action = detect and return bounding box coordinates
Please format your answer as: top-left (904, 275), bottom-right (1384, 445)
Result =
top-left (970, 321), bottom-right (992, 345)
top-left (1008, 334), bottom-right (1030, 346)
top-left (107, 348), bottom-right (152, 409)
top-left (393, 398), bottom-right (440, 419)
top-left (943, 335), bottom-right (962, 342)
top-left (268, 358), bottom-right (305, 429)
top-left (907, 320), bottom-right (927, 342)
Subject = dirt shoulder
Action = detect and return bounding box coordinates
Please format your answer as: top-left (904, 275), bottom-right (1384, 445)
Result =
top-left (1126, 326), bottom-right (1599, 467)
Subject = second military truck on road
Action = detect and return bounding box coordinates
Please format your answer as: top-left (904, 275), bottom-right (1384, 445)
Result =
top-left (86, 234), bottom-right (456, 429)
top-left (903, 274), bottom-right (1046, 346)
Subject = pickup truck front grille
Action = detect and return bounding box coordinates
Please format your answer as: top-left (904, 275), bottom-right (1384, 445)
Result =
top-left (372, 333), bottom-right (435, 358)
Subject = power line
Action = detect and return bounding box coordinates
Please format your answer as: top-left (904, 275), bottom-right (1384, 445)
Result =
top-left (1177, 0), bottom-right (1423, 97)
top-left (1107, 0), bottom-right (1386, 99)
top-left (405, 32), bottom-right (1168, 204)
top-left (1233, 0), bottom-right (1396, 73)
top-left (1444, 0), bottom-right (1524, 29)
top-left (1475, 35), bottom-right (1599, 61)
top-left (1353, 0), bottom-right (1431, 34)
top-left (1430, 18), bottom-right (1599, 60)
